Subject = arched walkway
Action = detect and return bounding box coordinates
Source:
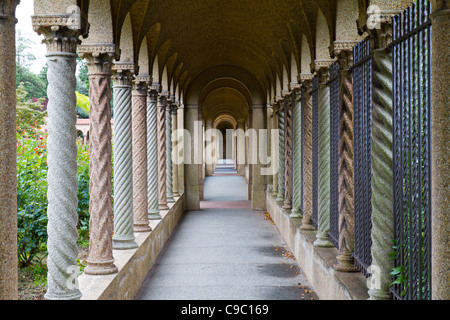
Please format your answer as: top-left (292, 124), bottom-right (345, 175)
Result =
top-left (135, 163), bottom-right (318, 300)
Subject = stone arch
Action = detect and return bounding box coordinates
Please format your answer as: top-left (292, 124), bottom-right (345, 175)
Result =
top-left (137, 36), bottom-right (150, 76)
top-left (117, 12), bottom-right (135, 64)
top-left (314, 7), bottom-right (334, 65)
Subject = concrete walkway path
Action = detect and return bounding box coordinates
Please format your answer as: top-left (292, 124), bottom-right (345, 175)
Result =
top-left (135, 164), bottom-right (318, 300)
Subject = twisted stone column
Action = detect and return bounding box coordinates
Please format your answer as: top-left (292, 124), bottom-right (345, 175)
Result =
top-left (314, 71), bottom-right (333, 247)
top-left (111, 63), bottom-right (138, 250)
top-left (334, 50), bottom-right (358, 272)
top-left (276, 102), bottom-right (285, 203)
top-left (132, 77), bottom-right (151, 232)
top-left (291, 88), bottom-right (303, 218)
top-left (172, 104), bottom-right (180, 197)
top-left (300, 79), bottom-right (316, 231)
top-left (283, 95), bottom-right (293, 211)
top-left (369, 49), bottom-right (394, 300)
top-left (166, 100), bottom-right (175, 203)
top-left (33, 19), bottom-right (86, 299)
top-left (78, 46), bottom-right (118, 275)
top-left (271, 105), bottom-right (279, 197)
top-left (0, 0), bottom-right (19, 300)
top-left (147, 87), bottom-right (161, 219)
top-left (157, 94), bottom-right (169, 210)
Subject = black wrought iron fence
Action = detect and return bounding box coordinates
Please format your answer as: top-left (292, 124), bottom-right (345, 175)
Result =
top-left (311, 76), bottom-right (319, 229)
top-left (352, 38), bottom-right (373, 277)
top-left (328, 61), bottom-right (340, 249)
top-left (390, 0), bottom-right (432, 300)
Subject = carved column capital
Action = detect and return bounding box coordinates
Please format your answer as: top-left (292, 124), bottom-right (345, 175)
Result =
top-left (0, 0), bottom-right (20, 21)
top-left (132, 75), bottom-right (150, 96)
top-left (112, 63), bottom-right (134, 87)
top-left (32, 13), bottom-right (88, 54)
top-left (78, 45), bottom-right (116, 75)
top-left (314, 60), bottom-right (335, 84)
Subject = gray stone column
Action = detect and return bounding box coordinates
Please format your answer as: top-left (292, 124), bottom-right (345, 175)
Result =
top-left (252, 104), bottom-right (266, 211)
top-left (33, 15), bottom-right (87, 299)
top-left (430, 0), bottom-right (450, 300)
top-left (185, 105), bottom-right (200, 210)
top-left (132, 76), bottom-right (151, 232)
top-left (276, 100), bottom-right (285, 203)
top-left (0, 0), bottom-right (19, 300)
top-left (236, 120), bottom-right (246, 176)
top-left (78, 45), bottom-right (118, 275)
top-left (290, 87), bottom-right (303, 218)
top-left (177, 103), bottom-right (185, 195)
top-left (314, 67), bottom-right (333, 248)
top-left (271, 104), bottom-right (279, 197)
top-left (283, 94), bottom-right (294, 212)
top-left (166, 97), bottom-right (175, 203)
top-left (111, 63), bottom-right (138, 250)
top-left (147, 86), bottom-right (162, 219)
top-left (172, 104), bottom-right (180, 197)
top-left (265, 105), bottom-right (273, 191)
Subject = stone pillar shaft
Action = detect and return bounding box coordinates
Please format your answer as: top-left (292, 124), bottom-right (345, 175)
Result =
top-left (172, 105), bottom-right (180, 197)
top-left (147, 89), bottom-right (161, 219)
top-left (283, 96), bottom-right (294, 211)
top-left (33, 19), bottom-right (85, 299)
top-left (112, 65), bottom-right (138, 250)
top-left (79, 48), bottom-right (118, 275)
top-left (314, 73), bottom-right (333, 247)
top-left (334, 50), bottom-right (358, 272)
top-left (157, 95), bottom-right (169, 210)
top-left (291, 88), bottom-right (303, 218)
top-left (166, 101), bottom-right (175, 203)
top-left (0, 0), bottom-right (19, 300)
top-left (300, 81), bottom-right (316, 231)
top-left (251, 105), bottom-right (266, 211)
top-left (132, 78), bottom-right (151, 232)
top-left (276, 103), bottom-right (285, 202)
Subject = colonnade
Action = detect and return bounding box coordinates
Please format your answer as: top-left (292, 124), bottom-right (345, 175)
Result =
top-left (0, 0), bottom-right (448, 301)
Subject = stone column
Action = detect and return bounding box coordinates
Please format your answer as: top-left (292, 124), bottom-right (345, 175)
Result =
top-left (132, 76), bottom-right (151, 232)
top-left (300, 77), bottom-right (316, 231)
top-left (184, 105), bottom-right (200, 210)
top-left (290, 86), bottom-right (303, 218)
top-left (236, 120), bottom-right (246, 176)
top-left (252, 104), bottom-right (266, 211)
top-left (111, 63), bottom-right (138, 250)
top-left (78, 45), bottom-right (118, 275)
top-left (265, 105), bottom-right (273, 191)
top-left (314, 66), bottom-right (333, 247)
top-left (276, 100), bottom-right (285, 203)
top-left (33, 16), bottom-right (87, 299)
top-left (283, 94), bottom-right (294, 212)
top-left (177, 103), bottom-right (185, 194)
top-left (166, 97), bottom-right (175, 203)
top-left (430, 0), bottom-right (450, 301)
top-left (198, 113), bottom-right (204, 200)
top-left (157, 93), bottom-right (169, 210)
top-left (333, 47), bottom-right (358, 272)
top-left (172, 104), bottom-right (180, 197)
top-left (271, 104), bottom-right (279, 197)
top-left (147, 86), bottom-right (162, 220)
top-left (0, 0), bottom-right (19, 300)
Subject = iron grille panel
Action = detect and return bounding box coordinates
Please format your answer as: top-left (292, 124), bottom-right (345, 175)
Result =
top-left (390, 0), bottom-right (432, 300)
top-left (352, 39), bottom-right (373, 277)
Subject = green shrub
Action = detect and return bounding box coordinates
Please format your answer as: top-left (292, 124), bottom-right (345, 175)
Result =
top-left (17, 129), bottom-right (91, 266)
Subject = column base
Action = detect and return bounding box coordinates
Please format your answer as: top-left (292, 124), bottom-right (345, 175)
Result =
top-left (167, 196), bottom-right (175, 203)
top-left (134, 224), bottom-right (152, 233)
top-left (84, 260), bottom-right (118, 275)
top-left (368, 289), bottom-right (392, 300)
top-left (44, 290), bottom-right (82, 301)
top-left (159, 203), bottom-right (169, 211)
top-left (112, 236), bottom-right (139, 250)
top-left (333, 254), bottom-right (359, 272)
top-left (300, 221), bottom-right (316, 231)
top-left (148, 212), bottom-right (162, 220)
top-left (289, 209), bottom-right (302, 219)
top-left (313, 233), bottom-right (333, 247)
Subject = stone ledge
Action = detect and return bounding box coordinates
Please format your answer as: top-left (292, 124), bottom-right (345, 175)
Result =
top-left (266, 193), bottom-right (369, 300)
top-left (78, 193), bottom-right (185, 300)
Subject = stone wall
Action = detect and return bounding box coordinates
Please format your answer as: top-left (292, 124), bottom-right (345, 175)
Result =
top-left (266, 192), bottom-right (369, 300)
top-left (78, 194), bottom-right (185, 300)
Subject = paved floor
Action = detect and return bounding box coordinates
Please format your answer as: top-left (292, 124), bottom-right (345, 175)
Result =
top-left (135, 164), bottom-right (318, 300)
